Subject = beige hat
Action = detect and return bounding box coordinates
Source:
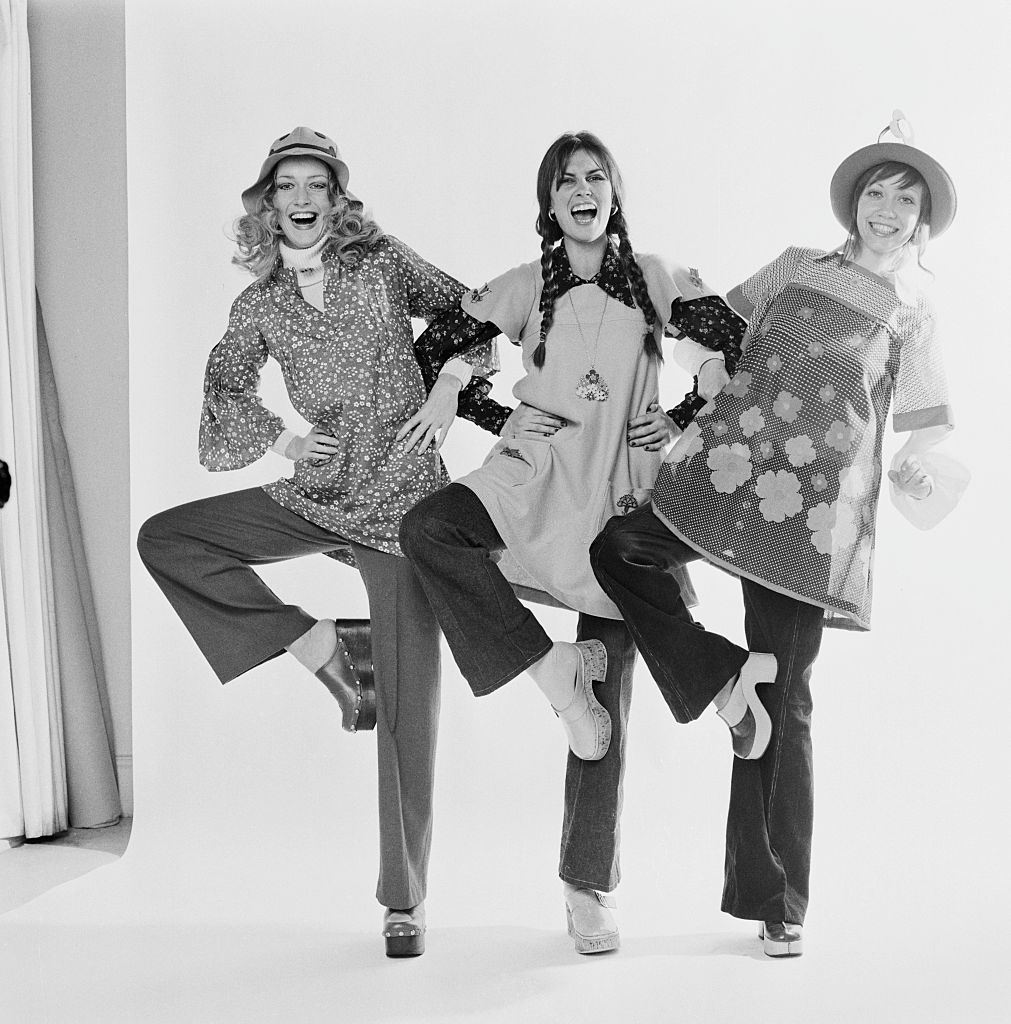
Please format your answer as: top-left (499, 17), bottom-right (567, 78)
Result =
top-left (829, 111), bottom-right (956, 237)
top-left (241, 127), bottom-right (357, 214)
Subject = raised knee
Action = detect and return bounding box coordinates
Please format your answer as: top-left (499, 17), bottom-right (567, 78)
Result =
top-left (398, 500), bottom-right (430, 557)
top-left (136, 508), bottom-right (183, 567)
top-left (590, 521), bottom-right (632, 576)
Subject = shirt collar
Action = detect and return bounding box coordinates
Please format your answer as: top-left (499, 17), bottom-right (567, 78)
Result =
top-left (552, 242), bottom-right (634, 308)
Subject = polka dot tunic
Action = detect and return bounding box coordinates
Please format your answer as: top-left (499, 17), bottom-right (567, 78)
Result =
top-left (199, 235), bottom-right (478, 556)
top-left (652, 248), bottom-right (953, 630)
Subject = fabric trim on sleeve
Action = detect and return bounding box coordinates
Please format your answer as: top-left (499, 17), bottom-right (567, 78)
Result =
top-left (893, 404), bottom-right (954, 432)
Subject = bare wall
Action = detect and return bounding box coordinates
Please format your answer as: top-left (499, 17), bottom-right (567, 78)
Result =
top-left (28, 0), bottom-right (132, 811)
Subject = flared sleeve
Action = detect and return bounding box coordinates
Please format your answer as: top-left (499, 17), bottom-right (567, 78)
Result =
top-left (199, 292), bottom-right (287, 471)
top-left (388, 235), bottom-right (497, 377)
top-left (726, 246), bottom-right (808, 323)
top-left (888, 299), bottom-right (966, 528)
top-left (638, 256), bottom-right (747, 430)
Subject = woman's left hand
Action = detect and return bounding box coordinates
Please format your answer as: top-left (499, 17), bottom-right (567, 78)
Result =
top-left (627, 403), bottom-right (675, 451)
top-left (888, 455), bottom-right (934, 500)
top-left (397, 375), bottom-right (461, 454)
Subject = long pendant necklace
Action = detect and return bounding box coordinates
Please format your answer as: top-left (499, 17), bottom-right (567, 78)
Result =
top-left (570, 290), bottom-right (609, 402)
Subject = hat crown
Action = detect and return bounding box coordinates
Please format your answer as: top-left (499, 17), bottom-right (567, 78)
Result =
top-left (268, 126), bottom-right (340, 159)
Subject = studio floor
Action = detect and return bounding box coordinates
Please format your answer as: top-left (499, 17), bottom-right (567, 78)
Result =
top-left (1, 780), bottom-right (1008, 1024)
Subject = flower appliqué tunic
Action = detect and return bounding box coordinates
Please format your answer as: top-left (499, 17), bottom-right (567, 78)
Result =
top-left (653, 248), bottom-right (953, 629)
top-left (456, 254), bottom-right (714, 619)
top-left (199, 235), bottom-right (487, 555)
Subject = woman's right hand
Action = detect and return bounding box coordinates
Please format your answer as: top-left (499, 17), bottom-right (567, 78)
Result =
top-left (501, 402), bottom-right (567, 439)
top-left (284, 427), bottom-right (340, 462)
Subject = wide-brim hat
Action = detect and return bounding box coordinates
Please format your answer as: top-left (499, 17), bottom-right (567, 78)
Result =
top-left (829, 113), bottom-right (957, 237)
top-left (241, 126), bottom-right (358, 214)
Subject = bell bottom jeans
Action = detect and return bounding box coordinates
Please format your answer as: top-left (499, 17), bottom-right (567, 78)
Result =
top-left (137, 486), bottom-right (441, 911)
top-left (400, 483), bottom-right (635, 892)
top-left (590, 503), bottom-right (824, 925)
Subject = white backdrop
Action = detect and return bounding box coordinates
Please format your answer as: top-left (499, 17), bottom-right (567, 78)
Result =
top-left (8, 1), bottom-right (1010, 1021)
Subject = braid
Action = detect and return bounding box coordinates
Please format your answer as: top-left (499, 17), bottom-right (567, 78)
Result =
top-left (612, 212), bottom-right (663, 362)
top-left (534, 235), bottom-right (560, 368)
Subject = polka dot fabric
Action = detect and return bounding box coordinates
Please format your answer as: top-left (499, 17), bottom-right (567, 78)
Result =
top-left (653, 248), bottom-right (952, 629)
top-left (199, 235), bottom-right (472, 556)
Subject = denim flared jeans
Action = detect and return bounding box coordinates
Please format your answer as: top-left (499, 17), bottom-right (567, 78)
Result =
top-left (400, 483), bottom-right (636, 892)
top-left (590, 503), bottom-right (824, 925)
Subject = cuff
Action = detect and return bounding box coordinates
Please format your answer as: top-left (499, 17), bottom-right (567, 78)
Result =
top-left (439, 357), bottom-right (474, 386)
top-left (271, 428), bottom-right (298, 458)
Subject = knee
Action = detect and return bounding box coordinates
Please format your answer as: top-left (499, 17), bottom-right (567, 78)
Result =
top-left (398, 500), bottom-right (431, 559)
top-left (589, 518), bottom-right (635, 580)
top-left (400, 487), bottom-right (465, 558)
top-left (136, 508), bottom-right (184, 569)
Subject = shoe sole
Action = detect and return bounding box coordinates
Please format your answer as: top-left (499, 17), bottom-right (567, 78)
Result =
top-left (566, 640), bottom-right (611, 761)
top-left (566, 905), bottom-right (620, 954)
top-left (758, 922), bottom-right (803, 957)
top-left (736, 652), bottom-right (777, 759)
top-left (335, 626), bottom-right (377, 732)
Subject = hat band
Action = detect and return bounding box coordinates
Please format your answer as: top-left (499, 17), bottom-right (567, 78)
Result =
top-left (270, 140), bottom-right (338, 158)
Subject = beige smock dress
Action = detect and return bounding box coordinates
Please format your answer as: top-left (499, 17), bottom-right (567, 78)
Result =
top-left (456, 253), bottom-right (717, 619)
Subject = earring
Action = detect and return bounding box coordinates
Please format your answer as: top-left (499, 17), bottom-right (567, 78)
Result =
top-left (548, 210), bottom-right (556, 221)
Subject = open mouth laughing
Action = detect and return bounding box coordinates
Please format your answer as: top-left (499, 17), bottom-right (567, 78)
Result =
top-left (570, 202), bottom-right (598, 225)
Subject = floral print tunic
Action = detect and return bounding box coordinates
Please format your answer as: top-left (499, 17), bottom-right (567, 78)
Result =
top-left (199, 235), bottom-right (491, 556)
top-left (653, 248), bottom-right (953, 630)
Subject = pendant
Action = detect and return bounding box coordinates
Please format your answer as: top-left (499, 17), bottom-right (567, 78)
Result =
top-left (575, 367), bottom-right (610, 402)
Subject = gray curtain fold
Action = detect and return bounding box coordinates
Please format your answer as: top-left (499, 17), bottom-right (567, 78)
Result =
top-left (36, 295), bottom-right (121, 828)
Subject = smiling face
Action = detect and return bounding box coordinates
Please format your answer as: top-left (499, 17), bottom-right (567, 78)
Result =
top-left (270, 156), bottom-right (337, 249)
top-left (853, 171), bottom-right (926, 267)
top-left (549, 149), bottom-right (614, 247)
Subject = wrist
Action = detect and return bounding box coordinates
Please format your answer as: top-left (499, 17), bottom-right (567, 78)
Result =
top-left (435, 371), bottom-right (464, 393)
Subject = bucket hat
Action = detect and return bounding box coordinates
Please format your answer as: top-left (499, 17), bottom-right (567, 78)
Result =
top-left (830, 111), bottom-right (956, 237)
top-left (241, 127), bottom-right (357, 214)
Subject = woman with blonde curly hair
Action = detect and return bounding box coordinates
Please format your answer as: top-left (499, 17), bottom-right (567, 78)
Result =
top-left (137, 126), bottom-right (494, 958)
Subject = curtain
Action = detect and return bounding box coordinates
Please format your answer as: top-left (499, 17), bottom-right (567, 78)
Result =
top-left (0, 0), bottom-right (121, 840)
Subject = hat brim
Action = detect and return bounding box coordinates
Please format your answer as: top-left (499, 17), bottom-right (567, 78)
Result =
top-left (829, 142), bottom-right (957, 238)
top-left (241, 147), bottom-right (358, 214)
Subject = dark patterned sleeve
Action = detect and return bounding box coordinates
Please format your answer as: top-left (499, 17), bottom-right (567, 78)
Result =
top-left (664, 295), bottom-right (747, 430)
top-left (414, 306), bottom-right (514, 436)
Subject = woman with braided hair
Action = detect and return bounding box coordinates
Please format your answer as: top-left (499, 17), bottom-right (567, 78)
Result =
top-left (399, 131), bottom-right (758, 954)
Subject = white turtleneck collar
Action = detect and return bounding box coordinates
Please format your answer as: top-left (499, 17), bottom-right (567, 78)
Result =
top-left (280, 237), bottom-right (327, 311)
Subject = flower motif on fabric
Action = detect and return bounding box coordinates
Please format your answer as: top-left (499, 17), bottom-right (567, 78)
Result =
top-left (499, 445), bottom-right (528, 464)
top-left (767, 353), bottom-right (783, 373)
top-left (811, 472), bottom-right (828, 492)
top-left (759, 440), bottom-right (775, 461)
top-left (708, 443), bottom-right (753, 494)
top-left (797, 307), bottom-right (814, 321)
top-left (616, 493), bottom-right (639, 515)
top-left (469, 283), bottom-right (490, 303)
top-left (819, 384), bottom-right (836, 403)
top-left (837, 465), bottom-right (869, 499)
top-left (825, 420), bottom-right (856, 453)
top-left (739, 406), bottom-right (765, 438)
top-left (807, 340), bottom-right (825, 358)
top-left (773, 390), bottom-right (803, 423)
top-left (669, 422), bottom-right (704, 465)
top-left (755, 470), bottom-right (803, 522)
top-left (726, 371), bottom-right (752, 399)
top-left (806, 500), bottom-right (858, 555)
top-left (784, 434), bottom-right (816, 468)
top-left (712, 421), bottom-right (729, 437)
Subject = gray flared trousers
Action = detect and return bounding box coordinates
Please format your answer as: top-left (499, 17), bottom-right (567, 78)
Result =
top-left (137, 487), bottom-right (440, 910)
